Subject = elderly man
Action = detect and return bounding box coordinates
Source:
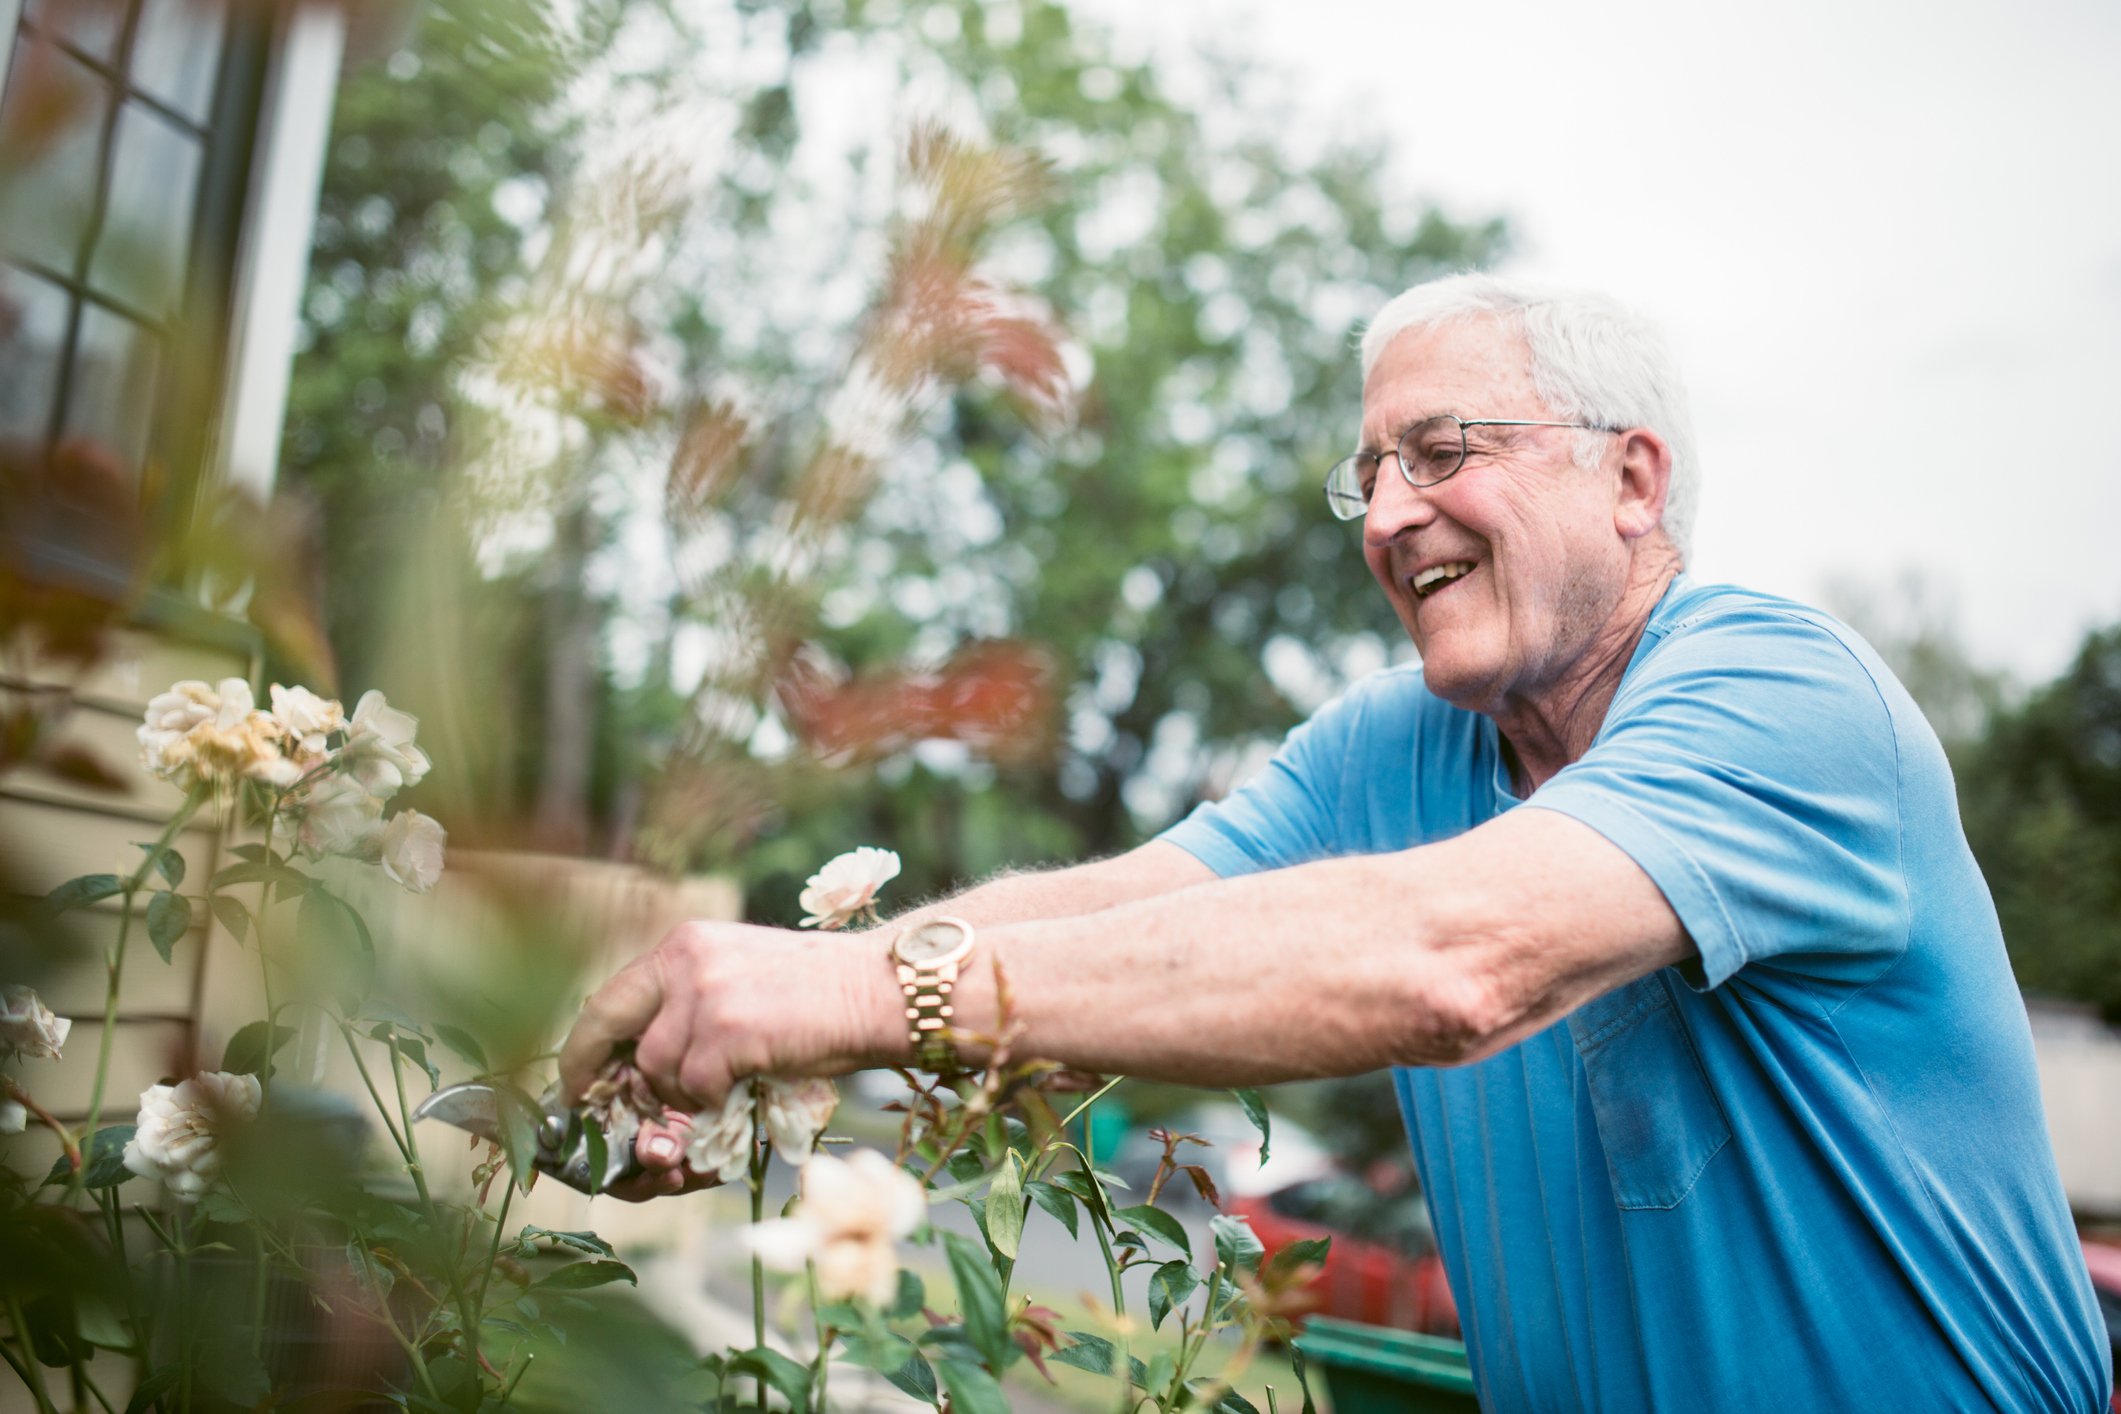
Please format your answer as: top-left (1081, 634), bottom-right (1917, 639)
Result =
top-left (561, 275), bottom-right (2111, 1412)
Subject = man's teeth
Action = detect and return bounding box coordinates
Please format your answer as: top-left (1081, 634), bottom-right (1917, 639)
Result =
top-left (1413, 562), bottom-right (1475, 597)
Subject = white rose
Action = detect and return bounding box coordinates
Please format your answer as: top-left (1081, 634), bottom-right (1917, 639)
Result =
top-left (342, 691), bottom-right (431, 798)
top-left (267, 684), bottom-right (345, 764)
top-left (138, 678), bottom-right (296, 788)
top-left (682, 1082), bottom-right (759, 1185)
top-left (0, 1097), bottom-right (24, 1134)
top-left (274, 773), bottom-right (384, 860)
top-left (138, 680), bottom-right (222, 784)
top-left (0, 985), bottom-right (71, 1061)
top-left (797, 847), bottom-right (901, 930)
top-left (759, 1076), bottom-right (838, 1166)
top-left (378, 810), bottom-right (446, 893)
top-left (741, 1148), bottom-right (926, 1306)
top-left (123, 1070), bottom-right (263, 1202)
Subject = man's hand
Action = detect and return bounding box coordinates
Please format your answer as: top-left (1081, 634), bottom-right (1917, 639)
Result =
top-left (557, 919), bottom-right (898, 1116)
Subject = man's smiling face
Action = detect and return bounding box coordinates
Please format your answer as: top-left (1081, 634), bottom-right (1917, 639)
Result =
top-left (1359, 319), bottom-right (1633, 718)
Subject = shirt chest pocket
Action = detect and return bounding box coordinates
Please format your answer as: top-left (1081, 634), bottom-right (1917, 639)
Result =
top-left (1566, 972), bottom-right (1732, 1211)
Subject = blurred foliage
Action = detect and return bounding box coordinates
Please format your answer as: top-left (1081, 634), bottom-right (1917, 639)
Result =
top-left (1957, 622), bottom-right (2121, 1021)
top-left (278, 0), bottom-right (1507, 909)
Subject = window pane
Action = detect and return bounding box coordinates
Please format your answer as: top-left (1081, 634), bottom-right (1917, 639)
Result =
top-left (130, 0), bottom-right (224, 124)
top-left (64, 302), bottom-right (160, 475)
top-left (88, 100), bottom-right (200, 317)
top-left (23, 0), bottom-right (128, 64)
top-left (0, 42), bottom-right (113, 275)
top-left (0, 262), bottom-right (70, 443)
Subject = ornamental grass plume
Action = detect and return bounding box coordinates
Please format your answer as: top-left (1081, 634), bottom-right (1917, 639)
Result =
top-left (123, 1070), bottom-right (262, 1202)
top-left (797, 846), bottom-right (900, 929)
top-left (742, 1148), bottom-right (927, 1306)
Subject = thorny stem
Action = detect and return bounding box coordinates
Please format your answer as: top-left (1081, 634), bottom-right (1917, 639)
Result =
top-left (749, 1094), bottom-right (767, 1411)
top-left (474, 1172), bottom-right (517, 1325)
top-left (72, 789), bottom-right (205, 1204)
top-left (382, 1026), bottom-right (483, 1373)
top-left (3, 1290), bottom-right (57, 1414)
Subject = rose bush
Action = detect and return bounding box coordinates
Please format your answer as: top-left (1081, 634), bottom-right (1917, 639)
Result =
top-left (3, 685), bottom-right (1320, 1413)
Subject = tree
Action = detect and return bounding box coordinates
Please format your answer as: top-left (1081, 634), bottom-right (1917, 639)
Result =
top-left (1956, 622), bottom-right (2121, 1019)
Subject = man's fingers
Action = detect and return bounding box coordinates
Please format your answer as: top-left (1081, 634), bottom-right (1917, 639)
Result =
top-left (604, 1114), bottom-right (717, 1203)
top-left (558, 960), bottom-right (665, 1102)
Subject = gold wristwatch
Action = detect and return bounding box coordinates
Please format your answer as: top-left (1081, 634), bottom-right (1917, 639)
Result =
top-left (890, 916), bottom-right (976, 1072)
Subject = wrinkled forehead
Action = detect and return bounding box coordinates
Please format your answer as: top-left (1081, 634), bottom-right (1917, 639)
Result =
top-left (1358, 317), bottom-right (1541, 443)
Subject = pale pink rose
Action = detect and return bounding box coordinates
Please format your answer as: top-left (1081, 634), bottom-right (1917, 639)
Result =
top-left (123, 1071), bottom-right (263, 1202)
top-left (682, 1082), bottom-right (758, 1184)
top-left (341, 691), bottom-right (431, 798)
top-left (0, 985), bottom-right (71, 1061)
top-left (759, 1076), bottom-right (838, 1165)
top-left (267, 684), bottom-right (345, 764)
top-left (797, 847), bottom-right (900, 930)
top-left (742, 1148), bottom-right (926, 1305)
top-left (378, 809), bottom-right (446, 893)
top-left (273, 773), bottom-right (384, 860)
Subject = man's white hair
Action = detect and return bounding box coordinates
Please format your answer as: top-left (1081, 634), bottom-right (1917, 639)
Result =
top-left (1359, 273), bottom-right (1701, 561)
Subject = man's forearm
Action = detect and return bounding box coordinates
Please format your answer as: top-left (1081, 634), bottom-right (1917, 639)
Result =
top-left (881, 840), bottom-right (1215, 933)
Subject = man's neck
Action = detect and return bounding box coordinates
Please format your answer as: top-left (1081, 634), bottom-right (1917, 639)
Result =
top-left (1493, 553), bottom-right (1683, 794)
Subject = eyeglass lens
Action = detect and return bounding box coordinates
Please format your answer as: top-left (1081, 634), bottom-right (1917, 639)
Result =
top-left (1322, 415), bottom-right (1467, 520)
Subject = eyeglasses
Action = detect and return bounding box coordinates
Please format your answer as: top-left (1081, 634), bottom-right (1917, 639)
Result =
top-left (1323, 414), bottom-right (1613, 521)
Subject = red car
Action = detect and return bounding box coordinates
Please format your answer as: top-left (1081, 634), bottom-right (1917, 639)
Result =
top-left (1232, 1170), bottom-right (1459, 1337)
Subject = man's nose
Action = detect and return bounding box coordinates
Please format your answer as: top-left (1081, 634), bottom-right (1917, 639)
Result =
top-left (1362, 461), bottom-right (1435, 549)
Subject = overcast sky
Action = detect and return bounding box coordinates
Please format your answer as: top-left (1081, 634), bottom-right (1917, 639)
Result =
top-left (1075, 0), bottom-right (2121, 685)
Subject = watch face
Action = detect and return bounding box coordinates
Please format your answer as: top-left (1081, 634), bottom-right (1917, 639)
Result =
top-left (896, 918), bottom-right (972, 966)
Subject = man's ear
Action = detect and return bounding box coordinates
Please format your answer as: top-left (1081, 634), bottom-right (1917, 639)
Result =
top-left (1612, 428), bottom-right (1673, 542)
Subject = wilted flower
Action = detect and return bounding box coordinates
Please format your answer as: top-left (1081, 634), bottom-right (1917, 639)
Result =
top-left (760, 1077), bottom-right (837, 1165)
top-left (582, 1061), bottom-right (658, 1160)
top-left (341, 691), bottom-right (430, 798)
top-left (743, 1148), bottom-right (926, 1305)
top-left (683, 1083), bottom-right (758, 1184)
top-left (798, 847), bottom-right (900, 929)
top-left (267, 684), bottom-right (344, 764)
top-left (1, 984), bottom-right (71, 1061)
top-left (274, 772), bottom-right (384, 860)
top-left (139, 678), bottom-right (295, 788)
top-left (379, 809), bottom-right (446, 893)
top-left (123, 1070), bottom-right (262, 1202)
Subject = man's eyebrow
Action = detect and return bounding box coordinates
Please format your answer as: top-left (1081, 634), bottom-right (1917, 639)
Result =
top-left (1360, 412), bottom-right (1447, 454)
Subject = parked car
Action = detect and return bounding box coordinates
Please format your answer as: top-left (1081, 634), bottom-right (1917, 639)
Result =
top-left (1232, 1169), bottom-right (1459, 1337)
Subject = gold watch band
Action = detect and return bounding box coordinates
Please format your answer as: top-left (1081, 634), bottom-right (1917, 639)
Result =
top-left (897, 960), bottom-right (960, 1071)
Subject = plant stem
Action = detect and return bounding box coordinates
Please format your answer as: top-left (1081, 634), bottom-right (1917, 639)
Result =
top-left (2, 1290), bottom-right (58, 1414)
top-left (339, 1026), bottom-right (415, 1164)
top-left (72, 791), bottom-right (204, 1204)
top-left (382, 1027), bottom-right (482, 1372)
top-left (249, 800), bottom-right (284, 1363)
top-left (749, 1094), bottom-right (767, 1410)
top-left (79, 1366), bottom-right (118, 1414)
top-left (474, 1174), bottom-right (516, 1323)
top-left (805, 1262), bottom-right (832, 1414)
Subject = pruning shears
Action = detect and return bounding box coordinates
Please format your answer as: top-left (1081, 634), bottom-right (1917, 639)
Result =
top-left (411, 1082), bottom-right (643, 1195)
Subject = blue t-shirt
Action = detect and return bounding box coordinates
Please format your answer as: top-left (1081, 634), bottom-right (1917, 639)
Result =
top-left (1162, 576), bottom-right (2110, 1413)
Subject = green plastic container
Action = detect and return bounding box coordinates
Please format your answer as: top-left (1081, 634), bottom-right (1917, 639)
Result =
top-left (1295, 1317), bottom-right (1482, 1413)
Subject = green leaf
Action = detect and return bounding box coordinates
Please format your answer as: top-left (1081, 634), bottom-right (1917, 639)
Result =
top-left (1231, 1088), bottom-right (1271, 1167)
top-left (1211, 1214), bottom-right (1265, 1275)
top-left (1195, 1380), bottom-right (1263, 1414)
top-left (880, 1350), bottom-right (939, 1403)
top-left (433, 1023), bottom-right (489, 1071)
top-left (941, 1229), bottom-right (1012, 1372)
top-left (210, 893), bottom-right (250, 942)
top-left (1116, 1203), bottom-right (1191, 1255)
top-left (301, 886), bottom-right (372, 957)
top-left (1027, 1179), bottom-right (1079, 1239)
top-left (123, 1366), bottom-right (180, 1414)
top-left (886, 1267), bottom-right (925, 1321)
top-left (1051, 1332), bottom-right (1148, 1385)
top-left (518, 1227), bottom-right (615, 1258)
top-left (532, 1258), bottom-right (636, 1290)
top-left (223, 1021), bottom-right (297, 1078)
top-left (367, 1022), bottom-right (440, 1090)
top-left (493, 1083), bottom-right (542, 1194)
top-left (937, 1360), bottom-right (1010, 1414)
top-left (724, 1346), bottom-right (811, 1409)
top-left (986, 1151), bottom-right (1026, 1260)
top-left (1049, 1167), bottom-right (1113, 1231)
top-left (146, 889), bottom-right (191, 963)
top-left (134, 841), bottom-right (185, 887)
top-left (1148, 1259), bottom-right (1200, 1331)
top-left (1264, 1235), bottom-right (1332, 1284)
top-left (1143, 1351), bottom-right (1177, 1400)
top-left (43, 1125), bottom-right (137, 1188)
top-left (227, 843), bottom-right (271, 864)
top-left (45, 873), bottom-right (123, 913)
top-left (210, 859), bottom-right (310, 895)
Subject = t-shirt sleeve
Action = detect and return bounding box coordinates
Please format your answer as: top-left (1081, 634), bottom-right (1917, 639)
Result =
top-left (1158, 684), bottom-right (1367, 878)
top-left (1524, 609), bottom-right (1911, 995)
